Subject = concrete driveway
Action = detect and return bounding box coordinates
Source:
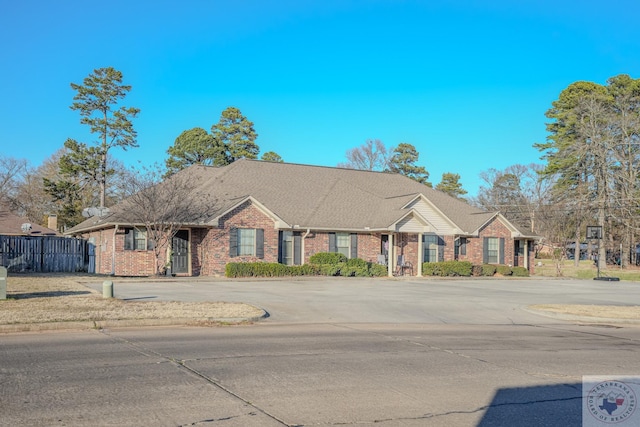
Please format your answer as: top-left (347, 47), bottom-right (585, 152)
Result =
top-left (87, 276), bottom-right (640, 324)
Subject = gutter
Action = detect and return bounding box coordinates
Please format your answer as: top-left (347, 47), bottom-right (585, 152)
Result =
top-left (111, 224), bottom-right (118, 275)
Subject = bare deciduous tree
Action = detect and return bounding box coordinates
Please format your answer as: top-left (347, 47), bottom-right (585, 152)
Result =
top-left (122, 165), bottom-right (217, 275)
top-left (338, 139), bottom-right (390, 171)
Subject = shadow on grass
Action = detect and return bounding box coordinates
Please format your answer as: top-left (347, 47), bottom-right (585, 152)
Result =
top-left (10, 291), bottom-right (93, 299)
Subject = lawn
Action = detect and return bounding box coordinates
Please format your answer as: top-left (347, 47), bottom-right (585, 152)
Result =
top-left (533, 259), bottom-right (640, 281)
top-left (0, 274), bottom-right (264, 331)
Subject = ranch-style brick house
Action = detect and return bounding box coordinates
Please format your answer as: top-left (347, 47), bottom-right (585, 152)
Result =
top-left (65, 160), bottom-right (538, 277)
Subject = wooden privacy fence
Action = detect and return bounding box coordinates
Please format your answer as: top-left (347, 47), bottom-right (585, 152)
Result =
top-left (0, 235), bottom-right (94, 273)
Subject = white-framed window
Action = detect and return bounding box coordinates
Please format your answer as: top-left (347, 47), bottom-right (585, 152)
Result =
top-left (134, 228), bottom-right (147, 251)
top-left (487, 237), bottom-right (499, 264)
top-left (336, 232), bottom-right (350, 258)
top-left (238, 228), bottom-right (256, 256)
top-left (230, 228), bottom-right (264, 258)
top-left (423, 235), bottom-right (439, 262)
top-left (124, 227), bottom-right (153, 251)
top-left (282, 231), bottom-right (294, 265)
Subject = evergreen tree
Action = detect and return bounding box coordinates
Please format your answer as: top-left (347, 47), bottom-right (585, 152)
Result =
top-left (211, 107), bottom-right (259, 164)
top-left (49, 67), bottom-right (139, 209)
top-left (387, 143), bottom-right (431, 186)
top-left (435, 172), bottom-right (467, 199)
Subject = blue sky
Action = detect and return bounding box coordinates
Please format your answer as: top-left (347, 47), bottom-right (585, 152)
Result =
top-left (2, 0), bottom-right (639, 195)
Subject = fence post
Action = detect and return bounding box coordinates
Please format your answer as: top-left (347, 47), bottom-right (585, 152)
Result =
top-left (0, 267), bottom-right (7, 300)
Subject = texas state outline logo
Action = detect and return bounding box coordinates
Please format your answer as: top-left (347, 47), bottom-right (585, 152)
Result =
top-left (586, 379), bottom-right (637, 425)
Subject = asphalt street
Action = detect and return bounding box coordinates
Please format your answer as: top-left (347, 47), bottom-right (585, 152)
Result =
top-left (2, 277), bottom-right (640, 426)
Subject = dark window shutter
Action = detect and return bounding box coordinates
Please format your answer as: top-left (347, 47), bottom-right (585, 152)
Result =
top-left (277, 231), bottom-right (283, 263)
top-left (438, 236), bottom-right (445, 262)
top-left (482, 237), bottom-right (489, 264)
top-left (124, 228), bottom-right (133, 250)
top-left (229, 228), bottom-right (238, 257)
top-left (256, 229), bottom-right (264, 259)
top-left (146, 229), bottom-right (155, 250)
top-left (294, 233), bottom-right (302, 265)
top-left (499, 238), bottom-right (505, 264)
top-left (329, 233), bottom-right (336, 253)
top-left (350, 233), bottom-right (358, 259)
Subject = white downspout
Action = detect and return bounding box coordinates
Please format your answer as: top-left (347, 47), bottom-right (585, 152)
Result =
top-left (111, 225), bottom-right (118, 276)
top-left (417, 232), bottom-right (423, 277)
top-left (388, 233), bottom-right (394, 277)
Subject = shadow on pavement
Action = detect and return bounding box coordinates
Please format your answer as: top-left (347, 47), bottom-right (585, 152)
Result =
top-left (478, 382), bottom-right (582, 426)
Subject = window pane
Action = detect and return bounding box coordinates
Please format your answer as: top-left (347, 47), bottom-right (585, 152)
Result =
top-left (238, 229), bottom-right (256, 256)
top-left (487, 237), bottom-right (499, 264)
top-left (282, 231), bottom-right (294, 265)
top-left (423, 235), bottom-right (438, 263)
top-left (336, 233), bottom-right (350, 258)
top-left (134, 228), bottom-right (146, 251)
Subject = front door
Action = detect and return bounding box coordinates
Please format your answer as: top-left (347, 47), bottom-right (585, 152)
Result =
top-left (172, 230), bottom-right (189, 274)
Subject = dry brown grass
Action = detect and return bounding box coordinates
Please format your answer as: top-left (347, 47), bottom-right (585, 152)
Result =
top-left (530, 304), bottom-right (640, 320)
top-left (0, 275), bottom-right (264, 329)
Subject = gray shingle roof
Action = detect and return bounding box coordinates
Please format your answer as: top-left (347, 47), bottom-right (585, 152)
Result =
top-left (0, 208), bottom-right (59, 236)
top-left (67, 159), bottom-right (530, 236)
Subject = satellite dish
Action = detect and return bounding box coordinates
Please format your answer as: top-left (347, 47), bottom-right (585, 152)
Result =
top-left (21, 223), bottom-right (32, 233)
top-left (82, 207), bottom-right (111, 218)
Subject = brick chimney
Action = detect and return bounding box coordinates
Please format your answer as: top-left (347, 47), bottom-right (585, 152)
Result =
top-left (48, 214), bottom-right (58, 232)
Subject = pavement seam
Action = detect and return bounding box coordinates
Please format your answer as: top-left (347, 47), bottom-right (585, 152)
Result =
top-left (98, 329), bottom-right (291, 427)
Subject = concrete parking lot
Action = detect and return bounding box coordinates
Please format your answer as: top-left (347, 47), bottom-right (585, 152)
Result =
top-left (86, 276), bottom-right (640, 324)
top-left (2, 277), bottom-right (639, 426)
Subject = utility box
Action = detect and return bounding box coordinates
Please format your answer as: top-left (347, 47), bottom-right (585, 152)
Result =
top-left (102, 280), bottom-right (114, 298)
top-left (0, 267), bottom-right (7, 300)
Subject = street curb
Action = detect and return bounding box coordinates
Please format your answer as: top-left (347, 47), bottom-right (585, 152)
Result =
top-left (0, 311), bottom-right (269, 334)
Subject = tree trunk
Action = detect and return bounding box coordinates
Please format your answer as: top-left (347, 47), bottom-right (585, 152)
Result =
top-left (598, 205), bottom-right (606, 271)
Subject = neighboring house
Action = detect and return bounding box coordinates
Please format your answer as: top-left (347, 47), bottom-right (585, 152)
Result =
top-left (0, 208), bottom-right (69, 272)
top-left (65, 160), bottom-right (538, 277)
top-left (0, 208), bottom-right (59, 236)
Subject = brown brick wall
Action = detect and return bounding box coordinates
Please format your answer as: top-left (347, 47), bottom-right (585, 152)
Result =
top-left (82, 227), bottom-right (160, 276)
top-left (196, 201), bottom-right (279, 276)
top-left (81, 209), bottom-right (535, 276)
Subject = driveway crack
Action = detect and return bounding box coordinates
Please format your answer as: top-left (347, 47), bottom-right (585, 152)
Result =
top-left (98, 329), bottom-right (291, 426)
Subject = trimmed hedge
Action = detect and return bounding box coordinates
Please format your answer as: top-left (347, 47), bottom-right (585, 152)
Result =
top-left (422, 261), bottom-right (473, 277)
top-left (309, 252), bottom-right (347, 265)
top-left (225, 260), bottom-right (529, 278)
top-left (481, 264), bottom-right (497, 276)
top-left (511, 266), bottom-right (530, 277)
top-left (496, 265), bottom-right (513, 276)
top-left (226, 258), bottom-right (387, 278)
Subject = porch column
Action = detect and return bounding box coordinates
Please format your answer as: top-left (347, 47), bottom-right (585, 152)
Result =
top-left (417, 232), bottom-right (423, 277)
top-left (524, 239), bottom-right (529, 270)
top-left (387, 234), bottom-right (394, 277)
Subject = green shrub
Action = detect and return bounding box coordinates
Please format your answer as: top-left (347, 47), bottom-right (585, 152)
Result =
top-left (422, 261), bottom-right (473, 277)
top-left (481, 264), bottom-right (497, 276)
top-left (225, 258), bottom-right (390, 278)
top-left (346, 257), bottom-right (368, 268)
top-left (471, 265), bottom-right (483, 276)
top-left (368, 263), bottom-right (388, 277)
top-left (319, 263), bottom-right (342, 276)
top-left (511, 266), bottom-right (530, 277)
top-left (225, 262), bottom-right (320, 277)
top-left (309, 252), bottom-right (347, 265)
top-left (496, 265), bottom-right (513, 276)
